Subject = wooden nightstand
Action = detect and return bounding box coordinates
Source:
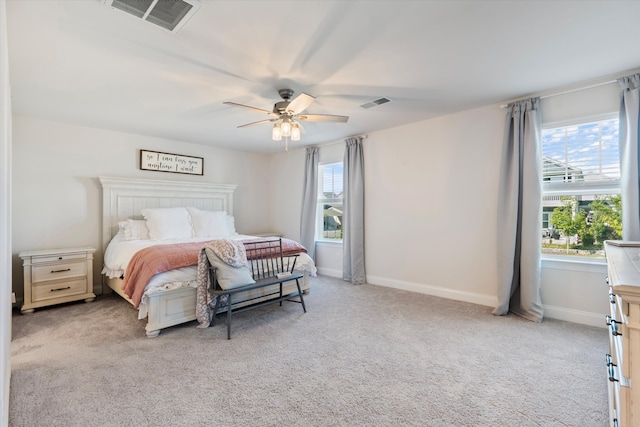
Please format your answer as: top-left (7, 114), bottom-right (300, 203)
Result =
top-left (20, 247), bottom-right (96, 314)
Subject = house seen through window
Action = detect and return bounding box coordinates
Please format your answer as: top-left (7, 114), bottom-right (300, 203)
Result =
top-left (541, 117), bottom-right (620, 258)
top-left (317, 162), bottom-right (343, 241)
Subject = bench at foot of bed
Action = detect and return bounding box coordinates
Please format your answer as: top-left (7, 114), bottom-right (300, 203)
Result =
top-left (210, 274), bottom-right (306, 339)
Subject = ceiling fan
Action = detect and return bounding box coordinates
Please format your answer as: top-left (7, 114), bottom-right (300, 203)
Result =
top-left (223, 89), bottom-right (349, 149)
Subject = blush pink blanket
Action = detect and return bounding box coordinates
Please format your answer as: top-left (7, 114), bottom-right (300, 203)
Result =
top-left (121, 242), bottom-right (203, 308)
top-left (121, 238), bottom-right (307, 308)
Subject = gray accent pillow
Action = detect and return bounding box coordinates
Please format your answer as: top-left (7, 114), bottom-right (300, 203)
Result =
top-left (205, 248), bottom-right (256, 290)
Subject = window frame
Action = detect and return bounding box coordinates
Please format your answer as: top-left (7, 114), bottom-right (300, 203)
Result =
top-left (316, 161), bottom-right (344, 243)
top-left (540, 113), bottom-right (621, 261)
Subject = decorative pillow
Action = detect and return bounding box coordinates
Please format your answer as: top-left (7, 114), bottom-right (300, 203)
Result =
top-left (141, 207), bottom-right (194, 240)
top-left (187, 207), bottom-right (231, 237)
top-left (226, 214), bottom-right (238, 235)
top-left (205, 248), bottom-right (255, 290)
top-left (122, 219), bottom-right (150, 240)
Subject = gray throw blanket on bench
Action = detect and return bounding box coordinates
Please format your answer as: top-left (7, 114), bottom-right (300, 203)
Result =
top-left (195, 244), bottom-right (217, 328)
top-left (196, 240), bottom-right (241, 328)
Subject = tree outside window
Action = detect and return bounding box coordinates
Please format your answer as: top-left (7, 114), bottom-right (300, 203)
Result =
top-left (546, 195), bottom-right (621, 255)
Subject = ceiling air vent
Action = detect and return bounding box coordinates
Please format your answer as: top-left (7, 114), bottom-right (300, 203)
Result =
top-left (104, 0), bottom-right (201, 33)
top-left (360, 97), bottom-right (391, 109)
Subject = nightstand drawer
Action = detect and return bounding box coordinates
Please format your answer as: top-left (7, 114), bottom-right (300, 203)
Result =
top-left (32, 261), bottom-right (87, 283)
top-left (31, 253), bottom-right (88, 264)
top-left (32, 278), bottom-right (87, 302)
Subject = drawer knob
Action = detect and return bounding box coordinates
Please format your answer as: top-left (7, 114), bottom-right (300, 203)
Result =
top-left (607, 316), bottom-right (622, 335)
top-left (609, 364), bottom-right (619, 382)
top-left (50, 268), bottom-right (71, 273)
top-left (50, 286), bottom-right (71, 292)
top-left (606, 354), bottom-right (616, 367)
top-left (610, 321), bottom-right (622, 337)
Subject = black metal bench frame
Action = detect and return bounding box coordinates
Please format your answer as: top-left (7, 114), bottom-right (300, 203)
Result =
top-left (208, 238), bottom-right (307, 339)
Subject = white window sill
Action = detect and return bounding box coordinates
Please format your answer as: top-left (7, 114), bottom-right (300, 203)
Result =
top-left (541, 254), bottom-right (607, 273)
top-left (315, 240), bottom-right (343, 246)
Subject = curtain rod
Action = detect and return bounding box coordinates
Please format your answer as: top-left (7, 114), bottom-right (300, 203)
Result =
top-left (499, 80), bottom-right (616, 109)
top-left (499, 68), bottom-right (640, 109)
top-left (315, 134), bottom-right (368, 148)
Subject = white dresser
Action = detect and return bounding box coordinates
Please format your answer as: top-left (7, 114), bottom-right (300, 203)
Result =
top-left (20, 247), bottom-right (96, 314)
top-left (605, 241), bottom-right (640, 427)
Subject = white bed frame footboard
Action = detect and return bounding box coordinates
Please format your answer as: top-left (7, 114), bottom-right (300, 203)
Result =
top-left (99, 176), bottom-right (310, 338)
top-left (105, 274), bottom-right (310, 338)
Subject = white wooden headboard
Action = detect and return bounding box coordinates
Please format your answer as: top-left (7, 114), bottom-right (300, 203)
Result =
top-left (99, 176), bottom-right (237, 251)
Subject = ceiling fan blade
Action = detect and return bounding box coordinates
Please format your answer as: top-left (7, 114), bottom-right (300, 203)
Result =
top-left (286, 93), bottom-right (316, 115)
top-left (223, 101), bottom-right (278, 116)
top-left (237, 118), bottom-right (278, 128)
top-left (297, 114), bottom-right (349, 123)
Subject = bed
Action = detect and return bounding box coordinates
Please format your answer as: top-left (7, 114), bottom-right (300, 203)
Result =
top-left (99, 176), bottom-right (315, 337)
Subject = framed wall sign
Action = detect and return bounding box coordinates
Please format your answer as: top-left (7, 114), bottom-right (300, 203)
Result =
top-left (140, 150), bottom-right (204, 175)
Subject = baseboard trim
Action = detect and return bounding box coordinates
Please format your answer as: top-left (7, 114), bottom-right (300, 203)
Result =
top-left (315, 271), bottom-right (606, 327)
top-left (543, 304), bottom-right (606, 328)
top-left (316, 267), bottom-right (342, 278)
top-left (365, 275), bottom-right (499, 308)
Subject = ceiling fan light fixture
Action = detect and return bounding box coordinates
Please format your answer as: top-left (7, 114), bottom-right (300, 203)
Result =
top-left (281, 119), bottom-right (291, 138)
top-left (224, 88), bottom-right (349, 149)
top-left (291, 124), bottom-right (301, 141)
top-left (272, 123), bottom-right (282, 141)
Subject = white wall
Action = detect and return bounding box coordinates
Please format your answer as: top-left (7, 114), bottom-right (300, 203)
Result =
top-left (11, 115), bottom-right (272, 303)
top-left (271, 103), bottom-right (504, 304)
top-left (265, 148), bottom-right (306, 240)
top-left (0, 0), bottom-right (11, 423)
top-left (270, 82), bottom-right (621, 327)
top-left (364, 105), bottom-right (504, 306)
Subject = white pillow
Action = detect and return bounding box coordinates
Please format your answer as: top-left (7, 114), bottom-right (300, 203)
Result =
top-left (122, 219), bottom-right (150, 240)
top-left (187, 207), bottom-right (230, 237)
top-left (141, 207), bottom-right (194, 240)
top-left (226, 214), bottom-right (238, 235)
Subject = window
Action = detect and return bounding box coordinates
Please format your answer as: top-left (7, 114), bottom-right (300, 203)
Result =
top-left (317, 162), bottom-right (343, 241)
top-left (541, 117), bottom-right (621, 258)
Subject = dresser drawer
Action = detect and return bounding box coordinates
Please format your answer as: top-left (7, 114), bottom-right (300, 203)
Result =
top-left (32, 261), bottom-right (87, 283)
top-left (31, 252), bottom-right (88, 264)
top-left (31, 278), bottom-right (87, 302)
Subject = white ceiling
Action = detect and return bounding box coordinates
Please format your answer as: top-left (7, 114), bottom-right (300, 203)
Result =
top-left (7, 0), bottom-right (640, 154)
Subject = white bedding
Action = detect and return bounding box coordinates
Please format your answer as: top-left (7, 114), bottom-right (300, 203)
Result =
top-left (102, 233), bottom-right (317, 319)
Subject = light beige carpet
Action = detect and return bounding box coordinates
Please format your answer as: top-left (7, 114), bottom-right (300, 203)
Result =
top-left (10, 275), bottom-right (608, 426)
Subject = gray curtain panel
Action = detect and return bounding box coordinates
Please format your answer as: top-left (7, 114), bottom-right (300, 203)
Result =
top-left (494, 98), bottom-right (544, 322)
top-left (619, 75), bottom-right (640, 240)
top-left (300, 146), bottom-right (319, 260)
top-left (343, 137), bottom-right (366, 284)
